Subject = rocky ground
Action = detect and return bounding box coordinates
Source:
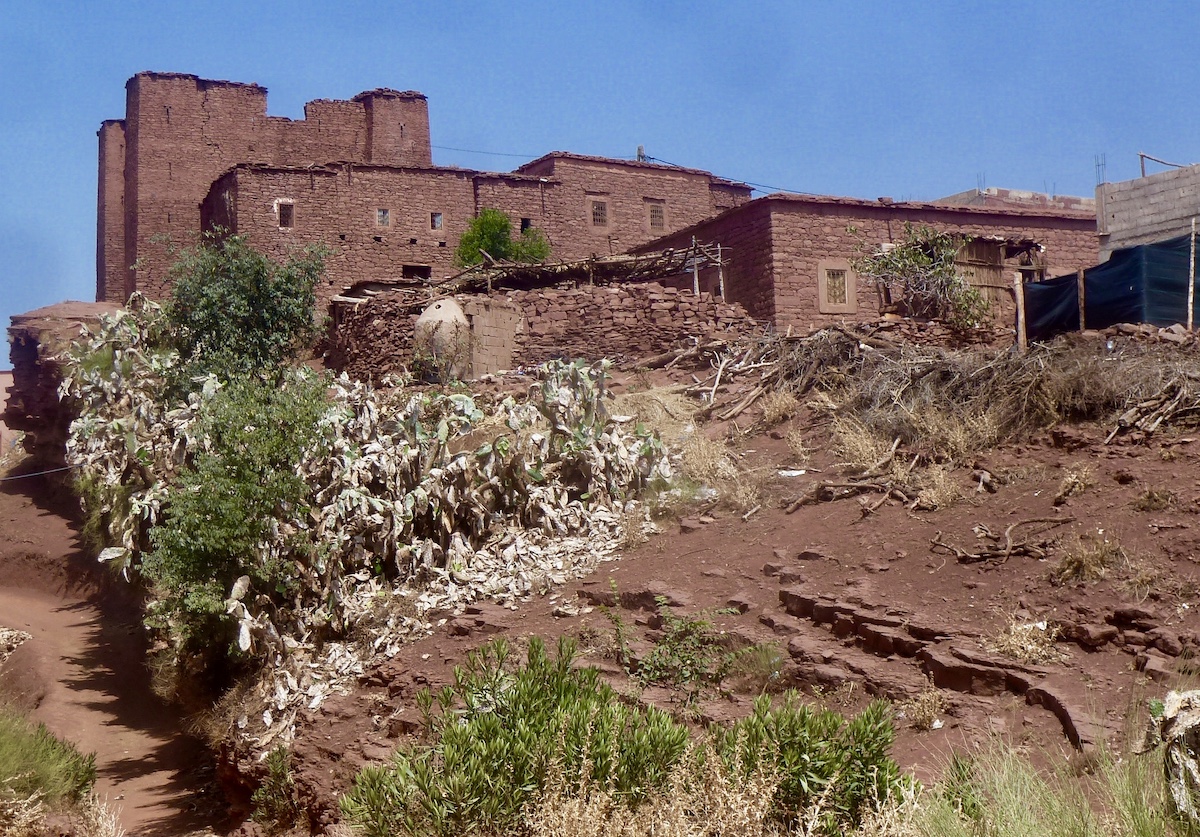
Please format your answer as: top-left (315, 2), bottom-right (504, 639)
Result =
top-left (5, 337), bottom-right (1200, 834)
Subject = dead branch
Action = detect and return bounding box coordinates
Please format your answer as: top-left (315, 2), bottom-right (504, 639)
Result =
top-left (930, 517), bottom-right (1075, 564)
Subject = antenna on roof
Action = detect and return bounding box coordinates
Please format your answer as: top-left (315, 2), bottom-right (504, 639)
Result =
top-left (636, 145), bottom-right (647, 162)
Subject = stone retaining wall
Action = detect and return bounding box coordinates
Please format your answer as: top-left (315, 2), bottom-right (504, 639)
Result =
top-left (327, 282), bottom-right (760, 383)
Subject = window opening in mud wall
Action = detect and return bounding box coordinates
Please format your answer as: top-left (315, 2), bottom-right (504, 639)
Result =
top-left (376, 208), bottom-right (390, 227)
top-left (590, 199), bottom-right (608, 227)
top-left (430, 212), bottom-right (443, 230)
top-left (520, 217), bottom-right (532, 232)
top-left (817, 259), bottom-right (856, 315)
top-left (646, 199), bottom-right (665, 231)
top-left (276, 200), bottom-right (295, 229)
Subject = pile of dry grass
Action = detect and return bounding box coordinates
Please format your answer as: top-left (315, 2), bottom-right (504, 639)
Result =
top-left (986, 618), bottom-right (1066, 665)
top-left (612, 388), bottom-right (696, 447)
top-left (771, 330), bottom-right (1188, 462)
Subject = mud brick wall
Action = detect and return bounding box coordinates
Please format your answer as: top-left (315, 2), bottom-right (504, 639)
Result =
top-left (506, 282), bottom-right (758, 367)
top-left (100, 72), bottom-right (430, 303)
top-left (328, 283), bottom-right (759, 383)
top-left (205, 164), bottom-right (479, 312)
top-left (5, 302), bottom-right (121, 464)
top-left (515, 156), bottom-right (752, 262)
top-left (641, 196), bottom-right (1097, 331)
top-left (1097, 165), bottom-right (1200, 260)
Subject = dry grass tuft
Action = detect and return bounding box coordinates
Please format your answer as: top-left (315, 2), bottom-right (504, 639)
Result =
top-left (528, 745), bottom-right (782, 837)
top-left (0, 793), bottom-right (46, 837)
top-left (612, 388), bottom-right (696, 447)
top-left (897, 676), bottom-right (948, 731)
top-left (833, 417), bottom-right (909, 479)
top-left (986, 618), bottom-right (1066, 665)
top-left (914, 465), bottom-right (965, 511)
top-left (1052, 465), bottom-right (1094, 506)
top-left (619, 504), bottom-right (652, 550)
top-left (1132, 488), bottom-right (1175, 512)
top-left (679, 435), bottom-right (739, 485)
top-left (759, 391), bottom-right (801, 427)
top-left (784, 428), bottom-right (810, 465)
top-left (1051, 533), bottom-right (1125, 586)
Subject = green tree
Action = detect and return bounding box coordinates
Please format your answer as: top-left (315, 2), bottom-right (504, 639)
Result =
top-left (454, 208), bottom-right (551, 267)
top-left (851, 223), bottom-right (989, 330)
top-left (142, 372), bottom-right (328, 674)
top-left (165, 231), bottom-right (325, 380)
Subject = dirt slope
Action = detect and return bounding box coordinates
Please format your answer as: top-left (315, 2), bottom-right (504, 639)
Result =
top-left (0, 470), bottom-right (221, 836)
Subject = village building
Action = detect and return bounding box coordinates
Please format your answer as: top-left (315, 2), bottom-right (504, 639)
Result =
top-left (636, 192), bottom-right (1098, 329)
top-left (97, 72), bottom-right (751, 311)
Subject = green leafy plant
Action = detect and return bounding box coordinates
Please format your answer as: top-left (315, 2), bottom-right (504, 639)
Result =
top-left (0, 705), bottom-right (96, 805)
top-left (453, 208), bottom-right (551, 267)
top-left (637, 601), bottom-right (741, 702)
top-left (142, 371), bottom-right (329, 680)
top-left (165, 230), bottom-right (325, 381)
top-left (852, 223), bottom-right (989, 330)
top-left (251, 746), bottom-right (301, 833)
top-left (340, 637), bottom-right (690, 837)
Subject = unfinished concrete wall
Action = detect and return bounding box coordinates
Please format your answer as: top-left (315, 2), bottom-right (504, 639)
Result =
top-left (1097, 166), bottom-right (1200, 260)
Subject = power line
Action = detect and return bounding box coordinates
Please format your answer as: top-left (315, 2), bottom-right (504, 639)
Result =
top-left (642, 155), bottom-right (818, 197)
top-left (0, 464), bottom-right (75, 482)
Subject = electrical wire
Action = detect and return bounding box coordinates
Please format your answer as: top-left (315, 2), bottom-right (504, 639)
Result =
top-left (0, 464), bottom-right (75, 482)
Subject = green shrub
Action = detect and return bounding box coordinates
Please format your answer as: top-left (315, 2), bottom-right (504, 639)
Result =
top-left (341, 637), bottom-right (690, 837)
top-left (342, 639), bottom-right (907, 837)
top-left (713, 694), bottom-right (907, 834)
top-left (0, 705), bottom-right (96, 805)
top-left (454, 208), bottom-right (551, 267)
top-left (252, 746), bottom-right (301, 833)
top-left (165, 230), bottom-right (324, 381)
top-left (143, 371), bottom-right (328, 666)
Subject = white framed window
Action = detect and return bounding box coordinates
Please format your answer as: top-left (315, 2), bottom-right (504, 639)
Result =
top-left (817, 259), bottom-right (856, 314)
top-left (274, 199), bottom-right (295, 229)
top-left (376, 208), bottom-right (390, 227)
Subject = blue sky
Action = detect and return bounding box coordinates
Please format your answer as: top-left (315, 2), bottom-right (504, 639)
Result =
top-left (3, 0), bottom-right (1200, 357)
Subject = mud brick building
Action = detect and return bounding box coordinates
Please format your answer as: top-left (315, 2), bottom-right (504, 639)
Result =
top-left (98, 72), bottom-right (751, 311)
top-left (638, 193), bottom-right (1098, 330)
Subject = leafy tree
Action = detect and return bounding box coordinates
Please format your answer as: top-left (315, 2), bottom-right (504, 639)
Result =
top-left (164, 231), bottom-right (325, 380)
top-left (142, 371), bottom-right (328, 674)
top-left (851, 223), bottom-right (989, 330)
top-left (453, 208), bottom-right (551, 267)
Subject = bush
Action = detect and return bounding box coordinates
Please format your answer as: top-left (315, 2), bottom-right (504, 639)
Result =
top-left (341, 639), bottom-right (908, 837)
top-left (454, 208), bottom-right (551, 267)
top-left (340, 637), bottom-right (690, 837)
top-left (852, 223), bottom-right (988, 330)
top-left (142, 371), bottom-right (329, 675)
top-left (165, 231), bottom-right (324, 380)
top-left (713, 695), bottom-right (908, 833)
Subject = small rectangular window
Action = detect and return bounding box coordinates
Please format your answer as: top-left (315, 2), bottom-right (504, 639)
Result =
top-left (817, 259), bottom-right (856, 314)
top-left (591, 200), bottom-right (608, 227)
top-left (376, 208), bottom-right (390, 227)
top-left (430, 212), bottom-right (443, 230)
top-left (278, 202), bottom-right (294, 229)
top-left (825, 269), bottom-right (847, 306)
top-left (647, 202), bottom-right (665, 230)
top-left (520, 217), bottom-right (532, 232)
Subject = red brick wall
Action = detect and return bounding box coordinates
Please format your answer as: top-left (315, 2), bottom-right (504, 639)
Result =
top-left (640, 197), bottom-right (1097, 329)
top-left (104, 72), bottom-right (431, 301)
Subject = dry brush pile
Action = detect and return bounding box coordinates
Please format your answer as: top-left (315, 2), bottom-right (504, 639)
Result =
top-left (59, 301), bottom-right (670, 748)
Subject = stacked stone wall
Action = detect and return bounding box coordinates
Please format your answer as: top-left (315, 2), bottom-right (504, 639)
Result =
top-left (507, 282), bottom-right (756, 367)
top-left (328, 282), bottom-right (759, 383)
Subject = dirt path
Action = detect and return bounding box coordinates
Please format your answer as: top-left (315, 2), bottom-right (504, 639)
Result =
top-left (0, 470), bottom-right (221, 836)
